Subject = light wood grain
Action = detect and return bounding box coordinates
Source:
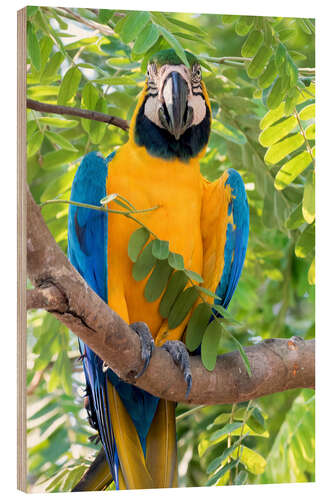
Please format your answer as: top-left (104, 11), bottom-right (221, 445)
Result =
top-left (17, 6), bottom-right (27, 493)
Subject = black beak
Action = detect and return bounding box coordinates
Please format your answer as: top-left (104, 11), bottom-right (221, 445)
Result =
top-left (159, 71), bottom-right (193, 140)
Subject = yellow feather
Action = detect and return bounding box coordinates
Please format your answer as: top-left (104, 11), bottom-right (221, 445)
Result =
top-left (106, 381), bottom-right (154, 489)
top-left (146, 400), bottom-right (178, 488)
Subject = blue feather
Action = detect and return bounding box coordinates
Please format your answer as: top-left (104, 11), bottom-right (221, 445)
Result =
top-left (215, 168), bottom-right (249, 310)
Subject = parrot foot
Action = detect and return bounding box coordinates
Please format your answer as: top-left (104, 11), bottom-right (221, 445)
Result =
top-left (161, 340), bottom-right (192, 398)
top-left (130, 321), bottom-right (155, 379)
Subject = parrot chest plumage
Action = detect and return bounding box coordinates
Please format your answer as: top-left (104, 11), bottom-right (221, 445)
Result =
top-left (105, 142), bottom-right (204, 337)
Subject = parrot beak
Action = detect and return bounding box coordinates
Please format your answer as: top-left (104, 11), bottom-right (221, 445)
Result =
top-left (159, 71), bottom-right (193, 140)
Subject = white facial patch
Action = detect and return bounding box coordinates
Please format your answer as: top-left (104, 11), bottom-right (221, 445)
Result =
top-left (144, 95), bottom-right (164, 128)
top-left (144, 63), bottom-right (207, 130)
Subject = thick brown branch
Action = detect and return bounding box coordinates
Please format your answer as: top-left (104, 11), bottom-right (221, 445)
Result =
top-left (27, 99), bottom-right (129, 131)
top-left (26, 186), bottom-right (315, 405)
top-left (27, 285), bottom-right (67, 312)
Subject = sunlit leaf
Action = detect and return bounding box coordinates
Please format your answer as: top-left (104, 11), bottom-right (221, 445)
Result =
top-left (264, 134), bottom-right (304, 165)
top-left (259, 117), bottom-right (297, 147)
top-left (302, 170), bottom-right (315, 224)
top-left (27, 21), bottom-right (41, 71)
top-left (57, 66), bottom-right (82, 106)
top-left (274, 151), bottom-right (313, 190)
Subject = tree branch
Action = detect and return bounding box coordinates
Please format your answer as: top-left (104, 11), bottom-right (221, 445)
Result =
top-left (27, 99), bottom-right (129, 131)
top-left (26, 186), bottom-right (315, 405)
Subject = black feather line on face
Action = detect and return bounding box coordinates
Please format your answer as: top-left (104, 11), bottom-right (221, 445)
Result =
top-left (134, 95), bottom-right (211, 162)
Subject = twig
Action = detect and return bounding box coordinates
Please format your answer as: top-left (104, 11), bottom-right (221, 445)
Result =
top-left (27, 99), bottom-right (129, 131)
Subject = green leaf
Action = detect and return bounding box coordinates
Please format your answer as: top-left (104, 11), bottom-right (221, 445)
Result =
top-left (27, 6), bottom-right (39, 17)
top-left (258, 58), bottom-right (278, 89)
top-left (259, 116), bottom-right (297, 147)
top-left (41, 52), bottom-right (65, 83)
top-left (264, 133), bottom-right (304, 165)
top-left (212, 121), bottom-right (246, 145)
top-left (81, 82), bottom-right (99, 133)
top-left (27, 130), bottom-right (44, 157)
top-left (98, 9), bottom-right (114, 24)
top-left (152, 239), bottom-right (169, 260)
top-left (133, 22), bottom-right (160, 55)
top-left (222, 15), bottom-right (240, 24)
top-left (234, 470), bottom-right (248, 485)
top-left (247, 407), bottom-right (266, 434)
top-left (235, 16), bottom-right (254, 36)
top-left (45, 131), bottom-right (78, 152)
top-left (229, 334), bottom-right (252, 376)
top-left (27, 21), bottom-right (41, 71)
top-left (260, 102), bottom-right (286, 130)
top-left (38, 117), bottom-right (78, 128)
top-left (168, 252), bottom-right (184, 270)
top-left (213, 304), bottom-right (240, 323)
top-left (89, 97), bottom-right (108, 143)
top-left (159, 271), bottom-right (188, 318)
top-left (267, 77), bottom-right (288, 110)
top-left (231, 445), bottom-right (266, 475)
top-left (184, 269), bottom-right (204, 283)
top-left (302, 170), bottom-right (315, 224)
top-left (41, 149), bottom-right (81, 170)
top-left (57, 66), bottom-right (82, 106)
top-left (247, 45), bottom-right (273, 79)
top-left (308, 257), bottom-right (315, 285)
top-left (207, 435), bottom-right (248, 474)
top-left (285, 202), bottom-right (305, 229)
top-left (165, 16), bottom-right (205, 35)
top-left (286, 57), bottom-right (299, 87)
top-left (132, 241), bottom-right (156, 281)
top-left (262, 389), bottom-right (314, 484)
top-left (210, 422), bottom-right (243, 441)
top-left (299, 103), bottom-right (315, 121)
top-left (295, 223), bottom-right (315, 259)
top-left (275, 151), bottom-right (313, 190)
top-left (305, 123), bottom-right (315, 140)
top-left (195, 286), bottom-right (220, 301)
top-left (157, 25), bottom-right (189, 67)
top-left (275, 43), bottom-right (287, 69)
top-left (201, 319), bottom-right (223, 371)
top-left (186, 302), bottom-right (212, 352)
top-left (167, 286), bottom-right (199, 329)
top-left (93, 76), bottom-right (138, 86)
top-left (144, 259), bottom-right (173, 302)
top-left (128, 228), bottom-right (150, 262)
top-left (206, 459), bottom-right (240, 486)
top-left (119, 11), bottom-right (150, 43)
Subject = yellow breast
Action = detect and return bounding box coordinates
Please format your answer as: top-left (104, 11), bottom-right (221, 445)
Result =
top-left (106, 142), bottom-right (204, 337)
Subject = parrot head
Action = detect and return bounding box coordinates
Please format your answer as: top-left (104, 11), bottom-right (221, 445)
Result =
top-left (132, 49), bottom-right (211, 161)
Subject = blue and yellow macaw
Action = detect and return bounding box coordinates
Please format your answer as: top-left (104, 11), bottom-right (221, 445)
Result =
top-left (67, 49), bottom-right (249, 490)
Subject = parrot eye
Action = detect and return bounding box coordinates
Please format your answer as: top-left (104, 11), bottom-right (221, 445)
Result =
top-left (192, 64), bottom-right (202, 83)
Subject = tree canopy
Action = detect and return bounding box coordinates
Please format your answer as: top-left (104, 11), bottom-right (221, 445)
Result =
top-left (26, 7), bottom-right (315, 492)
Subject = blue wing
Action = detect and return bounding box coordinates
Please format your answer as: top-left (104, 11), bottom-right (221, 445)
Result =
top-left (214, 168), bottom-right (249, 309)
top-left (67, 151), bottom-right (120, 484)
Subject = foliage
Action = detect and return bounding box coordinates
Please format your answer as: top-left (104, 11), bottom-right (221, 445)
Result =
top-left (26, 7), bottom-right (315, 492)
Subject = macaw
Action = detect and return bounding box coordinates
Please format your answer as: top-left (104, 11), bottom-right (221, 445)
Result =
top-left (67, 49), bottom-right (249, 490)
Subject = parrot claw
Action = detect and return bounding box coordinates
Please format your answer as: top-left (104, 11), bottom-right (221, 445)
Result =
top-left (130, 322), bottom-right (155, 379)
top-left (161, 340), bottom-right (192, 398)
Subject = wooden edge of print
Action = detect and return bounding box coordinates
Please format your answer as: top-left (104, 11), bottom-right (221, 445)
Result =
top-left (17, 6), bottom-right (27, 493)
